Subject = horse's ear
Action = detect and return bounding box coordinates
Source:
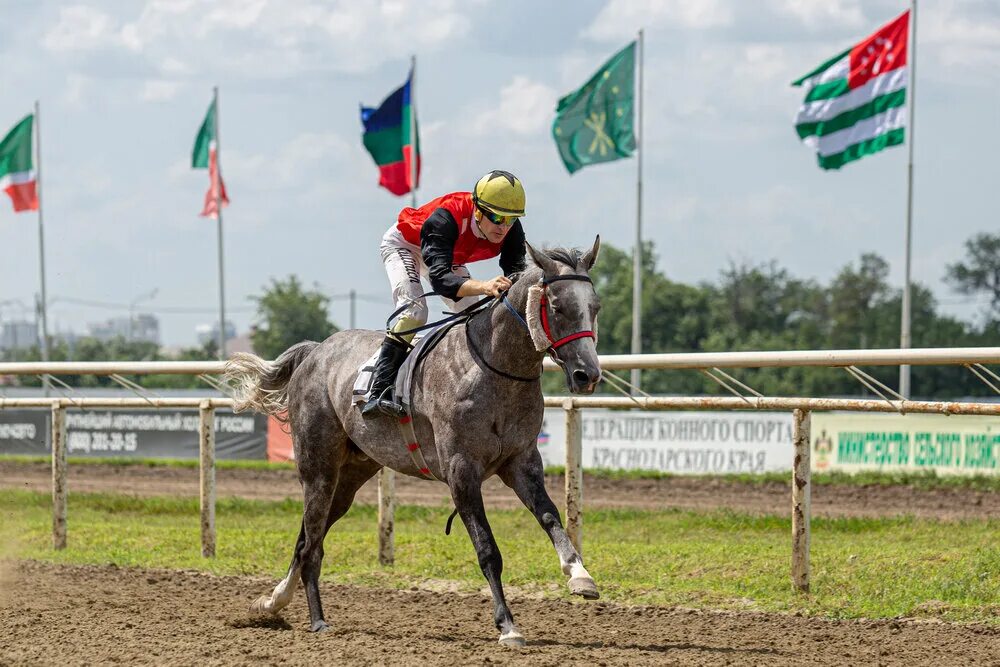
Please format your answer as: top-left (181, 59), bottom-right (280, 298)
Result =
top-left (526, 241), bottom-right (558, 276)
top-left (581, 235), bottom-right (601, 271)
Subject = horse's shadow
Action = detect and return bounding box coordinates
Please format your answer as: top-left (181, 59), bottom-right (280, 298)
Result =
top-left (228, 615), bottom-right (294, 631)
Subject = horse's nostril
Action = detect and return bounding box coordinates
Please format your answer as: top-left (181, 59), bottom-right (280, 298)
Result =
top-left (572, 369), bottom-right (590, 386)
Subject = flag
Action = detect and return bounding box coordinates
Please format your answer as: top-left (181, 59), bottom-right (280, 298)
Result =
top-left (552, 42), bottom-right (636, 174)
top-left (0, 114), bottom-right (38, 213)
top-left (792, 11), bottom-right (909, 170)
top-left (192, 98), bottom-right (229, 218)
top-left (360, 70), bottom-right (420, 196)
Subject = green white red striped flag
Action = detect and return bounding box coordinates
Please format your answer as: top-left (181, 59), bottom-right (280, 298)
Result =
top-left (792, 11), bottom-right (909, 170)
top-left (0, 114), bottom-right (38, 213)
top-left (192, 98), bottom-right (229, 219)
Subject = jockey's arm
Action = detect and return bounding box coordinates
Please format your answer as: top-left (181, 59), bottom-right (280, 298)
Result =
top-left (498, 220), bottom-right (527, 276)
top-left (420, 209), bottom-right (515, 299)
top-left (421, 209), bottom-right (473, 300)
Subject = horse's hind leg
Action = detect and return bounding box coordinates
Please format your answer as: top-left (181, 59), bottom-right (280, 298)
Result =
top-left (250, 409), bottom-right (345, 631)
top-left (449, 455), bottom-right (524, 647)
top-left (499, 447), bottom-right (599, 600)
top-left (251, 442), bottom-right (382, 633)
top-left (300, 451), bottom-right (381, 632)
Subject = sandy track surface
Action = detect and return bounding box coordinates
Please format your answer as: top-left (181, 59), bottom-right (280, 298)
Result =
top-left (2, 560), bottom-right (998, 666)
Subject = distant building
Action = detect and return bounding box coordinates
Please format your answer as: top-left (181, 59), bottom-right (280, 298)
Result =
top-left (87, 314), bottom-right (161, 345)
top-left (196, 321), bottom-right (237, 347)
top-left (0, 320), bottom-right (37, 351)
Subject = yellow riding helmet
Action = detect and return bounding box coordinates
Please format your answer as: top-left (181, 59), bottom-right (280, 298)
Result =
top-left (472, 170), bottom-right (526, 217)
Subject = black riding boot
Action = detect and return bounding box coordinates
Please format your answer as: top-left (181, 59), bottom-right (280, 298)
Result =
top-left (361, 336), bottom-right (410, 418)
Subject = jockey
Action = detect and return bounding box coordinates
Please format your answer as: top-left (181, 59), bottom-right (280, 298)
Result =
top-left (362, 169), bottom-right (527, 418)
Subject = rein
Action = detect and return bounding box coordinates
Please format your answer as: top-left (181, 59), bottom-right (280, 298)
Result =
top-left (468, 273), bottom-right (596, 381)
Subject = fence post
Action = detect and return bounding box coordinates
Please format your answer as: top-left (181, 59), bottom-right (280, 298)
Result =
top-left (199, 400), bottom-right (216, 558)
top-left (378, 468), bottom-right (395, 566)
top-left (51, 401), bottom-right (67, 550)
top-left (792, 408), bottom-right (812, 593)
top-left (564, 399), bottom-right (583, 555)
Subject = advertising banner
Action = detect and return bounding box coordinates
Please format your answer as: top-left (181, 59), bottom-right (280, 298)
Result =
top-left (536, 409), bottom-right (794, 474)
top-left (0, 408), bottom-right (267, 460)
top-left (811, 412), bottom-right (1000, 476)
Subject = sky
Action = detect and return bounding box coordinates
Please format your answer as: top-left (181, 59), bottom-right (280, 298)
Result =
top-left (1, 0), bottom-right (998, 348)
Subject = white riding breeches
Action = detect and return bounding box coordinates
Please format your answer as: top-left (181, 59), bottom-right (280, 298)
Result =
top-left (380, 227), bottom-right (480, 339)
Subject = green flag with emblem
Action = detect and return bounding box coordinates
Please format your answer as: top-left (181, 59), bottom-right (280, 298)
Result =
top-left (552, 41), bottom-right (636, 174)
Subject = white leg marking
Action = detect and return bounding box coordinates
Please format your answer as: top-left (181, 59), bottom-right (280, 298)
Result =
top-left (250, 568), bottom-right (300, 614)
top-left (498, 625), bottom-right (526, 648)
top-left (563, 557), bottom-right (600, 600)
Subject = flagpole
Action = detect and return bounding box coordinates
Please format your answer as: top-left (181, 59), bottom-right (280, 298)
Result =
top-left (630, 29), bottom-right (644, 392)
top-left (213, 85), bottom-right (227, 360)
top-left (899, 1), bottom-right (917, 396)
top-left (410, 55), bottom-right (418, 209)
top-left (34, 100), bottom-right (51, 396)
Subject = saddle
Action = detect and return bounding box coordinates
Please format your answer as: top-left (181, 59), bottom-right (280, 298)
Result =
top-left (351, 319), bottom-right (463, 414)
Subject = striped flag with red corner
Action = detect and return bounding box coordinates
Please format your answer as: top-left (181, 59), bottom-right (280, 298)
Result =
top-left (0, 114), bottom-right (39, 213)
top-left (192, 98), bottom-right (229, 219)
top-left (792, 10), bottom-right (909, 170)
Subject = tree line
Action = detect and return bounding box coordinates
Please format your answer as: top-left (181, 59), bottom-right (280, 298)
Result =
top-left (3, 234), bottom-right (998, 399)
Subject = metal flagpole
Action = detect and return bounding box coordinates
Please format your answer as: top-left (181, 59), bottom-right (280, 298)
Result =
top-left (899, 1), bottom-right (917, 396)
top-left (213, 86), bottom-right (227, 360)
top-left (630, 29), bottom-right (644, 392)
top-left (34, 100), bottom-right (51, 396)
top-left (410, 55), bottom-right (418, 209)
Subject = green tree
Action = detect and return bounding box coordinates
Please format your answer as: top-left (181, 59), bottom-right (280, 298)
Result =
top-left (250, 275), bottom-right (336, 360)
top-left (945, 232), bottom-right (1000, 318)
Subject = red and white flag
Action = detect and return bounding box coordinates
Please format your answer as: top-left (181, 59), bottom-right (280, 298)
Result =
top-left (192, 98), bottom-right (229, 219)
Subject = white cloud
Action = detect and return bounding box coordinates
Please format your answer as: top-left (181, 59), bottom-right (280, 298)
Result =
top-left (62, 74), bottom-right (92, 108)
top-left (140, 79), bottom-right (183, 102)
top-left (115, 0), bottom-right (471, 75)
top-left (921, 3), bottom-right (1000, 75)
top-left (224, 131), bottom-right (353, 189)
top-left (770, 0), bottom-right (865, 29)
top-left (584, 0), bottom-right (733, 41)
top-left (42, 5), bottom-right (119, 52)
top-left (470, 76), bottom-right (559, 137)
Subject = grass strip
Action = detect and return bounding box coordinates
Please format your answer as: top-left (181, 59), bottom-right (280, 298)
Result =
top-left (2, 489), bottom-right (997, 624)
top-left (3, 455), bottom-right (999, 491)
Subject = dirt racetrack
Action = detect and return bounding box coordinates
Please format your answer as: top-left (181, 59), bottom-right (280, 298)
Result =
top-left (2, 560), bottom-right (999, 666)
top-left (3, 461), bottom-right (1000, 665)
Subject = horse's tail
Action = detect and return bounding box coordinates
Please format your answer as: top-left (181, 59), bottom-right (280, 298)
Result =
top-left (226, 341), bottom-right (320, 419)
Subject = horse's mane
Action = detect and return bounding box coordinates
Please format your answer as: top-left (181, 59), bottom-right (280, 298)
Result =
top-left (541, 247), bottom-right (583, 269)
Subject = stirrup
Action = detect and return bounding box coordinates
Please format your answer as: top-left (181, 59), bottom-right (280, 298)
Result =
top-left (377, 391), bottom-right (408, 418)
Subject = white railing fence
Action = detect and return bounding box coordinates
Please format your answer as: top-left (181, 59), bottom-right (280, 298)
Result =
top-left (1, 347), bottom-right (999, 591)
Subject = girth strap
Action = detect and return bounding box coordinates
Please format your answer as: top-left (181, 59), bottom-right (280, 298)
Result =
top-left (395, 415), bottom-right (437, 480)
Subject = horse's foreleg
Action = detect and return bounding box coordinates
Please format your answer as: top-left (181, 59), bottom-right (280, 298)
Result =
top-left (449, 455), bottom-right (524, 648)
top-left (250, 523), bottom-right (305, 615)
top-left (499, 448), bottom-right (600, 600)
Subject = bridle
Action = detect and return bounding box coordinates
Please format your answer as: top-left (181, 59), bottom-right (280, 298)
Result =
top-left (534, 275), bottom-right (596, 354)
top-left (467, 273), bottom-right (596, 382)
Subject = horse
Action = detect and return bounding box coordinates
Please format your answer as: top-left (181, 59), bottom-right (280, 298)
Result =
top-left (226, 237), bottom-right (603, 647)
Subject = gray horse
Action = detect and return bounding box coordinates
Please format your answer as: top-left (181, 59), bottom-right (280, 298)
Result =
top-left (226, 238), bottom-right (602, 647)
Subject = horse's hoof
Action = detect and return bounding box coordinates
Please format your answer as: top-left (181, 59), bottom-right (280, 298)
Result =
top-left (249, 595), bottom-right (274, 615)
top-left (498, 629), bottom-right (526, 648)
top-left (310, 620), bottom-right (330, 633)
top-left (568, 576), bottom-right (600, 600)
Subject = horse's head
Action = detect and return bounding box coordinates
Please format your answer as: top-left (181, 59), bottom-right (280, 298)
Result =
top-left (524, 236), bottom-right (602, 394)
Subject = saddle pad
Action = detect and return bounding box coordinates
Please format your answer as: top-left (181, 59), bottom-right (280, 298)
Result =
top-left (395, 319), bottom-right (463, 414)
top-left (351, 348), bottom-right (382, 404)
